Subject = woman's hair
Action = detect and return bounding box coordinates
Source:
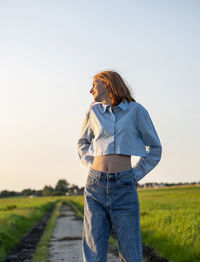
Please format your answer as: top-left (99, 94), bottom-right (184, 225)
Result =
top-left (93, 70), bottom-right (136, 105)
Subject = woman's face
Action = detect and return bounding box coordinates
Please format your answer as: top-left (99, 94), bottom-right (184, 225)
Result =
top-left (90, 78), bottom-right (109, 102)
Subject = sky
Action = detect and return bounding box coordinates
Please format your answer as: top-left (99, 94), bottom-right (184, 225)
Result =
top-left (0, 0), bottom-right (200, 191)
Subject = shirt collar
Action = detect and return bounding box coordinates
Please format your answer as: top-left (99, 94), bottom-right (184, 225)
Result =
top-left (100, 99), bottom-right (129, 113)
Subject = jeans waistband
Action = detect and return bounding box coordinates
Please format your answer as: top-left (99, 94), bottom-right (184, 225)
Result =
top-left (89, 167), bottom-right (134, 180)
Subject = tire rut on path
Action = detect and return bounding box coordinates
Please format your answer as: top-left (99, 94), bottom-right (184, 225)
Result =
top-left (48, 204), bottom-right (120, 262)
top-left (5, 205), bottom-right (55, 262)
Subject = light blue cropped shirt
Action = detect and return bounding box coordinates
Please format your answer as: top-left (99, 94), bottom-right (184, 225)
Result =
top-left (77, 99), bottom-right (162, 182)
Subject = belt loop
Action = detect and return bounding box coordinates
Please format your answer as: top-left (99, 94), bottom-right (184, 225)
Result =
top-left (106, 173), bottom-right (109, 181)
top-left (115, 172), bottom-right (118, 180)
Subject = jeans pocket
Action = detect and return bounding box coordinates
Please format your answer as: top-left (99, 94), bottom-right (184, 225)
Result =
top-left (86, 175), bottom-right (99, 186)
top-left (118, 175), bottom-right (136, 187)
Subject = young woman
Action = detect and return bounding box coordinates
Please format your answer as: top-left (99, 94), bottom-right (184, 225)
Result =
top-left (77, 70), bottom-right (162, 262)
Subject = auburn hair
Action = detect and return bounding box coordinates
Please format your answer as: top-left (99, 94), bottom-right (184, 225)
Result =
top-left (93, 70), bottom-right (136, 105)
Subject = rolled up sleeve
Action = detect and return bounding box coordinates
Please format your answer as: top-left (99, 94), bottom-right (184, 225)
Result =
top-left (133, 107), bottom-right (162, 182)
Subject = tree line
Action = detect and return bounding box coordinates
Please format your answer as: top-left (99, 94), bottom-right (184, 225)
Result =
top-left (1, 180), bottom-right (199, 198)
top-left (0, 179), bottom-right (84, 198)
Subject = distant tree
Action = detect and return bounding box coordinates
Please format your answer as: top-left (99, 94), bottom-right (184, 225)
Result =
top-left (71, 184), bottom-right (79, 190)
top-left (36, 190), bottom-right (43, 196)
top-left (21, 188), bottom-right (35, 196)
top-left (0, 190), bottom-right (10, 198)
top-left (55, 179), bottom-right (70, 195)
top-left (42, 185), bottom-right (54, 196)
top-left (0, 190), bottom-right (19, 198)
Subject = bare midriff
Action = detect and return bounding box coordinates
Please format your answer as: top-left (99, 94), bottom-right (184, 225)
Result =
top-left (92, 154), bottom-right (132, 173)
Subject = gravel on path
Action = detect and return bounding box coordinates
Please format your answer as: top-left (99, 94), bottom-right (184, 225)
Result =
top-left (48, 204), bottom-right (120, 262)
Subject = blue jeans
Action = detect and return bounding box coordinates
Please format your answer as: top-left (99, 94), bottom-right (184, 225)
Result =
top-left (82, 167), bottom-right (142, 262)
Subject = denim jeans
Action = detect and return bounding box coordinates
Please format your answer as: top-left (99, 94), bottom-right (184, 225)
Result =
top-left (82, 167), bottom-right (142, 262)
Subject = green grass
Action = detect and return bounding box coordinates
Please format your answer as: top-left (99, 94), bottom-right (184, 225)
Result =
top-left (67, 186), bottom-right (200, 262)
top-left (0, 196), bottom-right (60, 262)
top-left (64, 195), bottom-right (84, 218)
top-left (1, 187), bottom-right (199, 262)
top-left (31, 201), bottom-right (62, 262)
top-left (138, 186), bottom-right (200, 262)
top-left (0, 196), bottom-right (57, 210)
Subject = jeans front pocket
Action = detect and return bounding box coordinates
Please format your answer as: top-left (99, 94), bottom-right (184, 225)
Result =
top-left (118, 175), bottom-right (136, 188)
top-left (86, 174), bottom-right (99, 186)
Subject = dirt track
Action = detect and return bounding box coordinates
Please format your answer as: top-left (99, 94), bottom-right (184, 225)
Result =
top-left (5, 202), bottom-right (168, 262)
top-left (48, 204), bottom-right (119, 261)
top-left (5, 205), bottom-right (55, 262)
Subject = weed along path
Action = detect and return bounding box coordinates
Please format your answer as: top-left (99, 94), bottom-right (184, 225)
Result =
top-left (48, 203), bottom-right (120, 262)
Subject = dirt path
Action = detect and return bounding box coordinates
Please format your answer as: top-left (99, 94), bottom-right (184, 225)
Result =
top-left (48, 204), bottom-right (120, 262)
top-left (5, 205), bottom-right (55, 262)
top-left (4, 202), bottom-right (168, 262)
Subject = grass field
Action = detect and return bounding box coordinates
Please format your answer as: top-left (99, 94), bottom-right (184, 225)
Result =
top-left (138, 186), bottom-right (200, 262)
top-left (0, 196), bottom-right (60, 262)
top-left (0, 186), bottom-right (199, 262)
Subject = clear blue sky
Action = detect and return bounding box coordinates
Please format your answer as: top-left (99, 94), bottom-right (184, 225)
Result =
top-left (0, 0), bottom-right (199, 191)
